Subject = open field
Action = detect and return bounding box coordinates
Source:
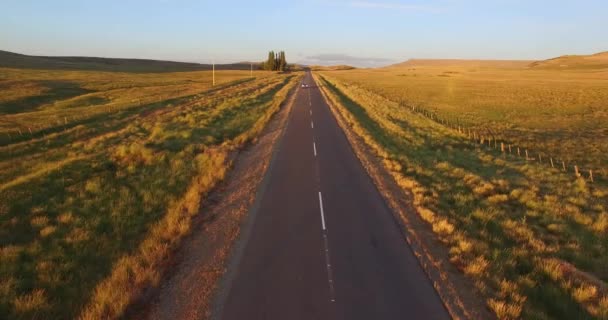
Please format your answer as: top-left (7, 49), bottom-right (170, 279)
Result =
top-left (0, 66), bottom-right (300, 319)
top-left (316, 71), bottom-right (608, 319)
top-left (321, 55), bottom-right (608, 174)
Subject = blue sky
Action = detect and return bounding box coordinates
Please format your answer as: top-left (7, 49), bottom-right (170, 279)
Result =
top-left (1, 0), bottom-right (607, 67)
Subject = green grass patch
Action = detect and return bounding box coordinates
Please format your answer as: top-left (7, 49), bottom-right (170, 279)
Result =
top-left (0, 67), bottom-right (301, 319)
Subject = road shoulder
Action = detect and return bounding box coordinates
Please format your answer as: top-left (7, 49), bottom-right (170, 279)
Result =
top-left (132, 80), bottom-right (301, 320)
top-left (313, 73), bottom-right (493, 320)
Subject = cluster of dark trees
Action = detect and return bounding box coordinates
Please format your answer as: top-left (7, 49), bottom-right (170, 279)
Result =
top-left (263, 51), bottom-right (288, 71)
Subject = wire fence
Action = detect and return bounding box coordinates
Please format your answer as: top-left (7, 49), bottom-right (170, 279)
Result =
top-left (379, 96), bottom-right (607, 184)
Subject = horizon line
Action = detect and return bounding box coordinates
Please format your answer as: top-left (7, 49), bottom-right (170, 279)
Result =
top-left (2, 48), bottom-right (607, 68)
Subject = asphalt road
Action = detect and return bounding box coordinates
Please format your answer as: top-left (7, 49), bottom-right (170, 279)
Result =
top-left (216, 71), bottom-right (450, 320)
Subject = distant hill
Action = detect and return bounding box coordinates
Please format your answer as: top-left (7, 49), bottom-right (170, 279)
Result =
top-left (0, 50), bottom-right (260, 73)
top-left (386, 51), bottom-right (608, 71)
top-left (529, 51), bottom-right (608, 70)
top-left (388, 59), bottom-right (533, 69)
top-left (309, 65), bottom-right (356, 71)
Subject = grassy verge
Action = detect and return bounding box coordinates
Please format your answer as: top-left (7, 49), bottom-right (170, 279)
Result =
top-left (0, 69), bottom-right (301, 319)
top-left (316, 73), bottom-right (608, 320)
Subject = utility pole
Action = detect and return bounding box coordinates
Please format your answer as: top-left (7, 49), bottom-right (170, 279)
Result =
top-left (212, 60), bottom-right (215, 86)
top-left (250, 62), bottom-right (253, 77)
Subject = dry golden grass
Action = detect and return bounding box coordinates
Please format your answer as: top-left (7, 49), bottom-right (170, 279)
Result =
top-left (320, 60), bottom-right (608, 173)
top-left (316, 72), bottom-right (608, 319)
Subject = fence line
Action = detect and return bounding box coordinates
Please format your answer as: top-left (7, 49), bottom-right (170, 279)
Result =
top-left (388, 97), bottom-right (605, 183)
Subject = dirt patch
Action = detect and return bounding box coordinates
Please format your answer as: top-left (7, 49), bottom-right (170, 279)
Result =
top-left (314, 74), bottom-right (493, 320)
top-left (129, 86), bottom-right (299, 320)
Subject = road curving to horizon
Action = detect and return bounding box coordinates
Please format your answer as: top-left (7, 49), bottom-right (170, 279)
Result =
top-left (214, 71), bottom-right (450, 320)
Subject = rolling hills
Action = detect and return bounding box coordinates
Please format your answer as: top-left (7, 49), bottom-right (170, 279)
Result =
top-left (389, 51), bottom-right (608, 70)
top-left (0, 50), bottom-right (258, 73)
top-left (529, 51), bottom-right (608, 69)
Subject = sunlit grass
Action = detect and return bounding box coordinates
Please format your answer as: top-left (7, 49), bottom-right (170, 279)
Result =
top-left (0, 67), bottom-right (301, 319)
top-left (316, 73), bottom-right (608, 319)
top-left (320, 64), bottom-right (608, 173)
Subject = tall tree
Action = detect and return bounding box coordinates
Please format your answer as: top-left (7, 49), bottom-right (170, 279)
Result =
top-left (263, 50), bottom-right (287, 71)
top-left (275, 52), bottom-right (280, 71)
top-left (266, 51), bottom-right (275, 71)
top-left (279, 51), bottom-right (287, 71)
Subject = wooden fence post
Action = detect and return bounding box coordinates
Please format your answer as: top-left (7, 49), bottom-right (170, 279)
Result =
top-left (501, 142), bottom-right (505, 153)
top-left (525, 149), bottom-right (529, 161)
top-left (574, 165), bottom-right (581, 177)
top-left (550, 157), bottom-right (554, 168)
top-left (508, 144), bottom-right (512, 153)
top-left (517, 147), bottom-right (521, 157)
top-left (589, 169), bottom-right (594, 182)
top-left (562, 161), bottom-right (566, 171)
top-left (538, 154), bottom-right (542, 163)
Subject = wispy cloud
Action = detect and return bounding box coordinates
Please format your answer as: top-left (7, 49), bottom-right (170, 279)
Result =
top-left (298, 54), bottom-right (396, 68)
top-left (350, 1), bottom-right (441, 13)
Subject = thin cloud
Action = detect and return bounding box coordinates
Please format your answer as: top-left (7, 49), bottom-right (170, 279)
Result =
top-left (299, 54), bottom-right (396, 68)
top-left (350, 1), bottom-right (441, 13)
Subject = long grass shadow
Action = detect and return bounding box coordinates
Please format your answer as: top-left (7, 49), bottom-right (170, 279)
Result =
top-left (0, 75), bottom-right (287, 319)
top-left (322, 79), bottom-right (404, 153)
top-left (0, 81), bottom-right (93, 114)
top-left (0, 78), bottom-right (259, 158)
top-left (0, 78), bottom-right (256, 148)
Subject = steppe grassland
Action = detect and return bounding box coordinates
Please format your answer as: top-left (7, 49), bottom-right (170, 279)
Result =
top-left (0, 67), bottom-right (301, 319)
top-left (321, 63), bottom-right (608, 172)
top-left (316, 70), bottom-right (608, 320)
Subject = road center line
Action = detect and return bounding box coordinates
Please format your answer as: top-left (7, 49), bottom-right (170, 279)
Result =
top-left (318, 191), bottom-right (326, 230)
top-left (311, 121), bottom-right (314, 129)
top-left (313, 142), bottom-right (317, 157)
top-left (317, 191), bottom-right (336, 302)
top-left (323, 233), bottom-right (336, 302)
